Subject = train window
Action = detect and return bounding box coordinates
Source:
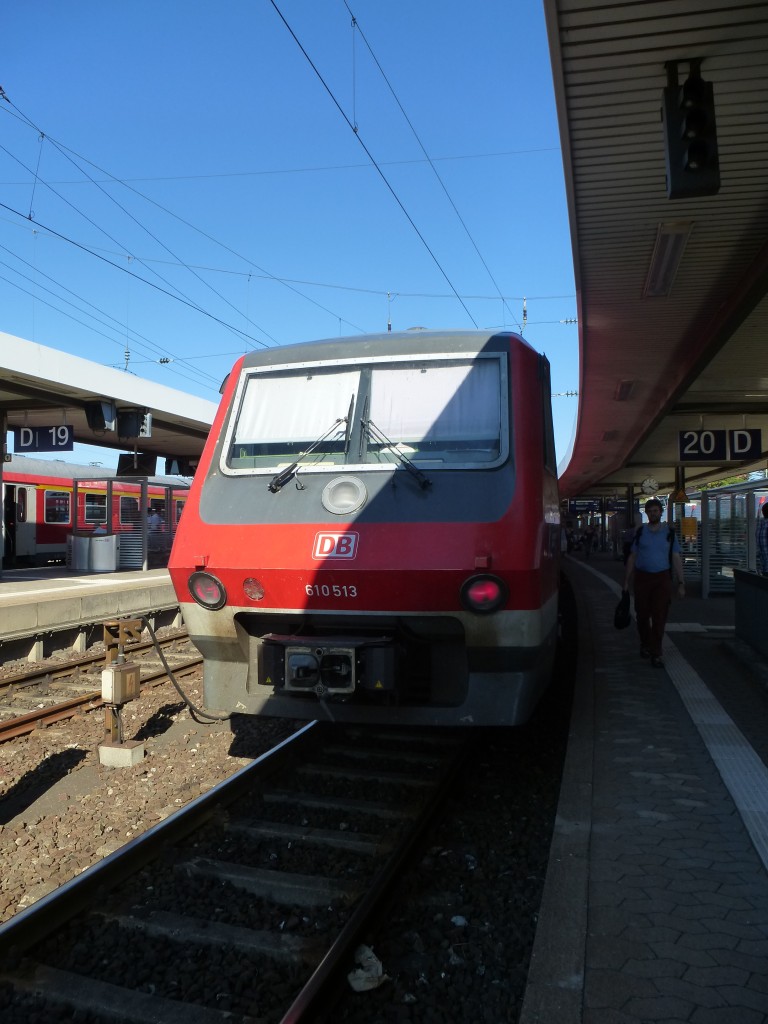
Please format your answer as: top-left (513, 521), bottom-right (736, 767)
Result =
top-left (175, 499), bottom-right (185, 523)
top-left (83, 492), bottom-right (107, 523)
top-left (367, 360), bottom-right (501, 463)
top-left (230, 368), bottom-right (360, 467)
top-left (224, 356), bottom-right (506, 473)
top-left (44, 490), bottom-right (71, 524)
top-left (17, 489), bottom-right (27, 523)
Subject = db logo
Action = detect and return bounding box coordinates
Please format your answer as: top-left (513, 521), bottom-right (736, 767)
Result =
top-left (313, 532), bottom-right (359, 560)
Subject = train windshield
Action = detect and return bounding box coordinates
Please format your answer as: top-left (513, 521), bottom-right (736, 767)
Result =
top-left (225, 355), bottom-right (505, 473)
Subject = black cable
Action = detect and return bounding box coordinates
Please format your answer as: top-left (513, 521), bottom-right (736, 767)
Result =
top-left (141, 615), bottom-right (230, 724)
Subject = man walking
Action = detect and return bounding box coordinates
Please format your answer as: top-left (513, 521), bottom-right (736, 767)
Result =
top-left (623, 498), bottom-right (685, 669)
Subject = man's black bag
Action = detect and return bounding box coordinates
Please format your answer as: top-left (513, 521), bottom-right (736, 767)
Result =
top-left (614, 589), bottom-right (631, 629)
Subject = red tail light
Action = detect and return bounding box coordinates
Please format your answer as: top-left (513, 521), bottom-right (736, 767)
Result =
top-left (460, 574), bottom-right (508, 614)
top-left (188, 571), bottom-right (227, 610)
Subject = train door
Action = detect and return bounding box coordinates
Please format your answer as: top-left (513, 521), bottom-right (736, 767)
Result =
top-left (5, 485), bottom-right (34, 562)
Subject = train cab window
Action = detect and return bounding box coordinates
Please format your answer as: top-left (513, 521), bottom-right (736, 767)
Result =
top-left (229, 368), bottom-right (360, 468)
top-left (224, 356), bottom-right (506, 474)
top-left (44, 490), bottom-right (71, 524)
top-left (367, 360), bottom-right (501, 465)
top-left (84, 493), bottom-right (107, 523)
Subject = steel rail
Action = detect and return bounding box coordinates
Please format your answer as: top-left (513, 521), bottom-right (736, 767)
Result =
top-left (0, 628), bottom-right (190, 693)
top-left (0, 655), bottom-right (203, 742)
top-left (278, 737), bottom-right (468, 1023)
top-left (0, 722), bottom-right (468, 1023)
top-left (0, 721), bottom-right (319, 957)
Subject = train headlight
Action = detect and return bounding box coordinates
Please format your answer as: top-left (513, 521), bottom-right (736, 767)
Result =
top-left (243, 577), bottom-right (265, 601)
top-left (460, 574), bottom-right (508, 614)
top-left (322, 475), bottom-right (367, 515)
top-left (188, 571), bottom-right (227, 610)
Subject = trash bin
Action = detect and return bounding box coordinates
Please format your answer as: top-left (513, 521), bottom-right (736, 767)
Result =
top-left (91, 534), bottom-right (120, 572)
top-left (68, 533), bottom-right (91, 572)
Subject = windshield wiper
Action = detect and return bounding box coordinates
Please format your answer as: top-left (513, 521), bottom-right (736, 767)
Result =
top-left (363, 419), bottom-right (432, 490)
top-left (268, 417), bottom-right (347, 493)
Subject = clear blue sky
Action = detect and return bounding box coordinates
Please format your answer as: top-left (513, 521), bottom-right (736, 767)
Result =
top-left (1, 0), bottom-right (578, 467)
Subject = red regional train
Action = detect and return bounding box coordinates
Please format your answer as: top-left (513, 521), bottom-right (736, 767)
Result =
top-left (2, 455), bottom-right (188, 567)
top-left (168, 330), bottom-right (561, 726)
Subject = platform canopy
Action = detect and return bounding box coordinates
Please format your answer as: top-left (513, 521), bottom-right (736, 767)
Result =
top-left (0, 332), bottom-right (217, 471)
top-left (546, 1), bottom-right (768, 499)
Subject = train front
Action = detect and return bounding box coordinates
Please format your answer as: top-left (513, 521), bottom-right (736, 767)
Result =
top-left (169, 330), bottom-right (560, 726)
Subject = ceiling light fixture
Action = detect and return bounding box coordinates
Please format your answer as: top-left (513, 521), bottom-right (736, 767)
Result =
top-left (643, 221), bottom-right (693, 298)
top-left (614, 379), bottom-right (637, 401)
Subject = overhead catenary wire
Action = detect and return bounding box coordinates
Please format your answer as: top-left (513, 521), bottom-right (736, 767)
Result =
top-left (0, 198), bottom-right (282, 356)
top-left (0, 238), bottom-right (223, 383)
top-left (0, 98), bottom-right (560, 183)
top-left (0, 100), bottom-right (277, 350)
top-left (2, 213), bottom-right (576, 305)
top-left (0, 249), bottom-right (223, 391)
top-left (1, 193), bottom-right (575, 351)
top-left (342, 0), bottom-right (522, 332)
top-left (0, 99), bottom-right (369, 339)
top-left (268, 0), bottom-right (478, 329)
top-left (0, 139), bottom-right (248, 345)
top-left (0, 73), bottom-right (569, 357)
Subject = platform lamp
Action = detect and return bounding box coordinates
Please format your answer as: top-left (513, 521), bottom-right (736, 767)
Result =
top-left (643, 221), bottom-right (693, 298)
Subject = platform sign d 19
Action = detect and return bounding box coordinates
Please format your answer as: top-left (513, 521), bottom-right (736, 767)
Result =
top-left (13, 425), bottom-right (74, 453)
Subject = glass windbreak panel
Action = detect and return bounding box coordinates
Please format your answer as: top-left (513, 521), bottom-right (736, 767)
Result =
top-left (120, 496), bottom-right (140, 525)
top-left (84, 492), bottom-right (107, 523)
top-left (367, 360), bottom-right (501, 464)
top-left (228, 369), bottom-right (360, 469)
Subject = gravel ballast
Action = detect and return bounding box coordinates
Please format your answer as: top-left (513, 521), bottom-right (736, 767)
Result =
top-left (0, 604), bottom-right (574, 1023)
top-left (0, 669), bottom-right (295, 924)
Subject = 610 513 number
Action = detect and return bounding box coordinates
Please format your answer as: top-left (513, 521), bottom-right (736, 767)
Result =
top-left (305, 584), bottom-right (358, 598)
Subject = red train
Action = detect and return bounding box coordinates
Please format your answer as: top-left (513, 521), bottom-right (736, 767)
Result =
top-left (169, 329), bottom-right (561, 726)
top-left (2, 455), bottom-right (188, 568)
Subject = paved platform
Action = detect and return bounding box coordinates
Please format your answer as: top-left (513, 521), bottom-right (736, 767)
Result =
top-left (521, 551), bottom-right (768, 1023)
top-left (0, 567), bottom-right (179, 656)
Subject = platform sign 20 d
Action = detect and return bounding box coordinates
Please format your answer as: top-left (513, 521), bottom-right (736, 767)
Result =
top-left (13, 425), bottom-right (74, 453)
top-left (678, 428), bottom-right (761, 463)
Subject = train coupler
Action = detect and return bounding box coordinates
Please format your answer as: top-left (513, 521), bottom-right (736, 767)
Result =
top-left (258, 633), bottom-right (395, 695)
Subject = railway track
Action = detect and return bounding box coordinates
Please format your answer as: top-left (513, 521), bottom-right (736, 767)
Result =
top-left (0, 721), bottom-right (469, 1023)
top-left (0, 629), bottom-right (202, 742)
